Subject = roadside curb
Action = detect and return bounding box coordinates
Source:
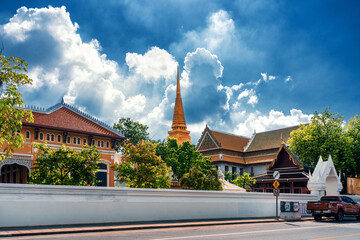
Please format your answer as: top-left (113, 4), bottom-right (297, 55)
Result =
top-left (0, 218), bottom-right (313, 238)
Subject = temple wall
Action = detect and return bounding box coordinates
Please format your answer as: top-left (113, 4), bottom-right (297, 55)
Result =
top-left (0, 184), bottom-right (317, 228)
top-left (244, 164), bottom-right (267, 176)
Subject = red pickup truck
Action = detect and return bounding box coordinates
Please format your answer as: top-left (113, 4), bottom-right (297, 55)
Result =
top-left (307, 196), bottom-right (360, 221)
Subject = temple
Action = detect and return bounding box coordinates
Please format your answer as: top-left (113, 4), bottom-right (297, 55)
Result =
top-left (197, 125), bottom-right (311, 193)
top-left (168, 66), bottom-right (191, 144)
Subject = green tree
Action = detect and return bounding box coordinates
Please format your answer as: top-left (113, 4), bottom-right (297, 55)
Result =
top-left (112, 140), bottom-right (171, 188)
top-left (288, 109), bottom-right (351, 173)
top-left (0, 54), bottom-right (33, 161)
top-left (345, 115), bottom-right (360, 177)
top-left (156, 138), bottom-right (213, 180)
top-left (180, 166), bottom-right (222, 191)
top-left (232, 172), bottom-right (256, 190)
top-left (225, 171), bottom-right (238, 181)
top-left (113, 117), bottom-right (149, 148)
top-left (29, 143), bottom-right (100, 186)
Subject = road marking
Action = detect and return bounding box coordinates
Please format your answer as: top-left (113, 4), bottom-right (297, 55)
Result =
top-left (152, 224), bottom-right (336, 240)
top-left (312, 233), bottom-right (360, 240)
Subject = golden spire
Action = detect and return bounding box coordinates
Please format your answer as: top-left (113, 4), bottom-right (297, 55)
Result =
top-left (172, 65), bottom-right (186, 128)
top-left (168, 65), bottom-right (191, 144)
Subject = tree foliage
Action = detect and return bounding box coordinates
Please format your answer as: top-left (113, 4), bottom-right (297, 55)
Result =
top-left (29, 143), bottom-right (100, 186)
top-left (232, 172), bottom-right (256, 190)
top-left (0, 54), bottom-right (33, 161)
top-left (113, 117), bottom-right (149, 149)
top-left (112, 140), bottom-right (171, 188)
top-left (225, 171), bottom-right (238, 181)
top-left (180, 166), bottom-right (222, 191)
top-left (156, 138), bottom-right (213, 180)
top-left (288, 109), bottom-right (358, 177)
top-left (345, 115), bottom-right (360, 176)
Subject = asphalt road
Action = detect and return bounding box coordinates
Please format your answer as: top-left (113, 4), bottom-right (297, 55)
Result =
top-left (4, 218), bottom-right (360, 240)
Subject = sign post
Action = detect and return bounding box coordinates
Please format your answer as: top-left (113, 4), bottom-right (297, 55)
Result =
top-left (273, 171), bottom-right (280, 220)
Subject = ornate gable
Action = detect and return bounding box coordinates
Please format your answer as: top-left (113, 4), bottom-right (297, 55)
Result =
top-left (270, 144), bottom-right (303, 169)
top-left (196, 126), bottom-right (220, 151)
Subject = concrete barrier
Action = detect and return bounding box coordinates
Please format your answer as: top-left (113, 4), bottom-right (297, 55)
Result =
top-left (0, 184), bottom-right (317, 227)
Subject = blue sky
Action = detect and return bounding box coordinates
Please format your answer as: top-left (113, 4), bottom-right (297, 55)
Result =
top-left (1, 0), bottom-right (359, 143)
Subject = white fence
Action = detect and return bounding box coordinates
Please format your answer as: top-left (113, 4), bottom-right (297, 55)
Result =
top-left (0, 184), bottom-right (318, 227)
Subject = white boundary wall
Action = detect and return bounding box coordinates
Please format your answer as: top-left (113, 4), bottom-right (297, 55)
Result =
top-left (0, 184), bottom-right (318, 227)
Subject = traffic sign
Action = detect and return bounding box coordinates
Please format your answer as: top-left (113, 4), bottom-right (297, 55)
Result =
top-left (273, 189), bottom-right (280, 196)
top-left (273, 180), bottom-right (280, 189)
top-left (273, 171), bottom-right (280, 180)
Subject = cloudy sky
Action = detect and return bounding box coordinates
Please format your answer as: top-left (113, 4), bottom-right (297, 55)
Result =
top-left (1, 1), bottom-right (359, 143)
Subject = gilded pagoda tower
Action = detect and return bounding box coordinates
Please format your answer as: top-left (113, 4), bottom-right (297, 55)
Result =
top-left (168, 66), bottom-right (191, 144)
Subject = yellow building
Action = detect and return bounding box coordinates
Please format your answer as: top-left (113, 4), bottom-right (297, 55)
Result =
top-left (0, 100), bottom-right (125, 187)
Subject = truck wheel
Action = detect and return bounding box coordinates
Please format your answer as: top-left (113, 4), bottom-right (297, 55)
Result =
top-left (314, 215), bottom-right (322, 221)
top-left (336, 209), bottom-right (344, 222)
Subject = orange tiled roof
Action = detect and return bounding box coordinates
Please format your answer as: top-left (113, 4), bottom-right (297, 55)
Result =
top-left (211, 130), bottom-right (250, 152)
top-left (244, 153), bottom-right (277, 164)
top-left (210, 154), bottom-right (246, 164)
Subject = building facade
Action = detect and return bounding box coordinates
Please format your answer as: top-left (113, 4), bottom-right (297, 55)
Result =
top-left (196, 125), bottom-right (310, 193)
top-left (0, 100), bottom-right (125, 187)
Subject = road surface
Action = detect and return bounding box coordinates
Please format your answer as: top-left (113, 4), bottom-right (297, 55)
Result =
top-left (5, 218), bottom-right (360, 240)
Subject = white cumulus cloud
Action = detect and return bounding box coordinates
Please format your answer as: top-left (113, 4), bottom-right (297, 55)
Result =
top-left (0, 6), bottom-right (310, 144)
top-left (233, 109), bottom-right (312, 136)
top-left (170, 9), bottom-right (255, 63)
top-left (126, 47), bottom-right (178, 83)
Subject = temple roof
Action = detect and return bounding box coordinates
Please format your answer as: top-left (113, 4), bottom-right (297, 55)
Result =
top-left (20, 99), bottom-right (124, 138)
top-left (210, 130), bottom-right (250, 152)
top-left (245, 125), bottom-right (300, 152)
top-left (196, 126), bottom-right (250, 152)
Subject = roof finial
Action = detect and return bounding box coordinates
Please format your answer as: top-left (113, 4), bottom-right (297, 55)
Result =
top-left (176, 65), bottom-right (181, 97)
top-left (61, 96), bottom-right (65, 104)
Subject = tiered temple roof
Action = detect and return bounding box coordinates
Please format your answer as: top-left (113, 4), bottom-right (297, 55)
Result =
top-left (197, 125), bottom-right (302, 166)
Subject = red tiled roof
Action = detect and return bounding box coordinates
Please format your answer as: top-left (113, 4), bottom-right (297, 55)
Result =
top-left (211, 130), bottom-right (250, 152)
top-left (23, 105), bottom-right (123, 138)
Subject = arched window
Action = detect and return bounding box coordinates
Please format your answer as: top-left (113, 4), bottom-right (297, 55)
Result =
top-left (97, 140), bottom-right (101, 147)
top-left (83, 138), bottom-right (87, 145)
top-left (46, 134), bottom-right (50, 141)
top-left (101, 141), bottom-right (104, 148)
top-left (39, 132), bottom-right (44, 140)
top-left (67, 136), bottom-right (71, 144)
top-left (77, 138), bottom-right (81, 145)
top-left (73, 137), bottom-right (77, 144)
top-left (51, 134), bottom-right (55, 142)
top-left (25, 131), bottom-right (30, 139)
top-left (106, 141), bottom-right (109, 148)
top-left (57, 135), bottom-right (61, 142)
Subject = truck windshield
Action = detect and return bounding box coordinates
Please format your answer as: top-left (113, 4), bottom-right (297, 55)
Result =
top-left (320, 196), bottom-right (340, 202)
